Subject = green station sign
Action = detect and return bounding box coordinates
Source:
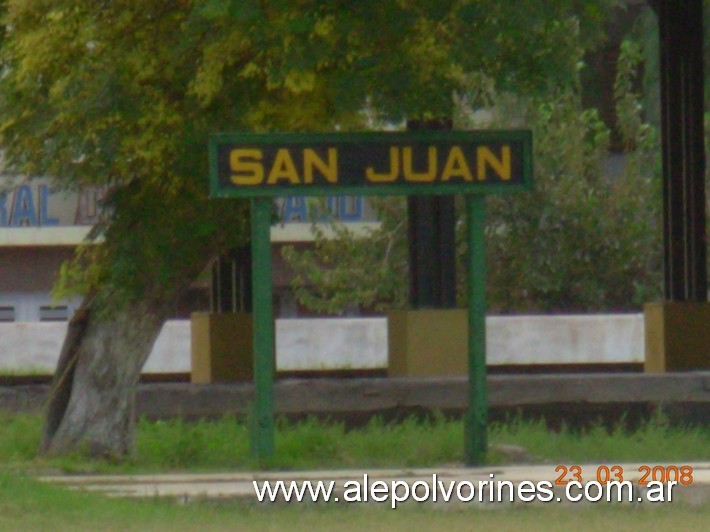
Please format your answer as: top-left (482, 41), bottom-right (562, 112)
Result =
top-left (210, 131), bottom-right (532, 198)
top-left (208, 128), bottom-right (533, 466)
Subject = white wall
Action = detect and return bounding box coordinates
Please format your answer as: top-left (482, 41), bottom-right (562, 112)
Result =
top-left (0, 321), bottom-right (68, 371)
top-left (486, 314), bottom-right (644, 365)
top-left (275, 318), bottom-right (387, 370)
top-left (0, 314), bottom-right (645, 374)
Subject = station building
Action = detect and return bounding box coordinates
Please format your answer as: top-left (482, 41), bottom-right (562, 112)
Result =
top-left (0, 176), bottom-right (377, 322)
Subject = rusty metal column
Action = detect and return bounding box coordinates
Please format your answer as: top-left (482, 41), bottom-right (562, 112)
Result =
top-left (407, 118), bottom-right (457, 308)
top-left (210, 247), bottom-right (252, 313)
top-left (657, 0), bottom-right (707, 301)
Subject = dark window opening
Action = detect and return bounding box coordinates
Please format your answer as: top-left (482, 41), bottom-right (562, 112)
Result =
top-left (39, 305), bottom-right (69, 322)
top-left (0, 306), bottom-right (15, 322)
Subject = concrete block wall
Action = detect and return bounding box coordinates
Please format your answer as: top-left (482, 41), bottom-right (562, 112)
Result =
top-left (0, 314), bottom-right (645, 374)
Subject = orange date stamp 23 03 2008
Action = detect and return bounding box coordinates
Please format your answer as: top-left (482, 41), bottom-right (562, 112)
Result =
top-left (554, 465), bottom-right (694, 486)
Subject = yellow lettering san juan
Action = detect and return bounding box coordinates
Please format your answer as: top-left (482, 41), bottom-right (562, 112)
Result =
top-left (364, 145), bottom-right (511, 184)
top-left (230, 148), bottom-right (338, 185)
top-left (229, 144), bottom-right (511, 187)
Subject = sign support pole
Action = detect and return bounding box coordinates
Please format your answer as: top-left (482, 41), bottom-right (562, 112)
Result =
top-left (465, 195), bottom-right (487, 465)
top-left (250, 197), bottom-right (275, 461)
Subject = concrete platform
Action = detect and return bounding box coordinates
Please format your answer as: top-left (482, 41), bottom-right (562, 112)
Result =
top-left (40, 463), bottom-right (710, 505)
top-left (3, 373), bottom-right (710, 426)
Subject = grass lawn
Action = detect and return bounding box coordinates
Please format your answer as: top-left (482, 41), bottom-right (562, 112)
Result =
top-left (0, 411), bottom-right (708, 473)
top-left (1, 472), bottom-right (708, 531)
top-left (0, 412), bottom-right (707, 530)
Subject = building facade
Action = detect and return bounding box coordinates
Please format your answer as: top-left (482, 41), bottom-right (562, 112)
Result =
top-left (0, 176), bottom-right (377, 322)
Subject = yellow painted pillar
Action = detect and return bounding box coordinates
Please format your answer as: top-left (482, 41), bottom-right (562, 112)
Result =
top-left (644, 302), bottom-right (710, 372)
top-left (190, 312), bottom-right (254, 383)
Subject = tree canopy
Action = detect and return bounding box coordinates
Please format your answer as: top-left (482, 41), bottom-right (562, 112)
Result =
top-left (0, 0), bottom-right (617, 307)
top-left (282, 4), bottom-right (668, 315)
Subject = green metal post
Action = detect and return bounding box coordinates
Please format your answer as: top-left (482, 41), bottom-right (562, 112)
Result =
top-left (250, 197), bottom-right (275, 460)
top-left (465, 195), bottom-right (487, 465)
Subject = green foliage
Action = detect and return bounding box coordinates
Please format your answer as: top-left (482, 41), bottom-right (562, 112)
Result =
top-left (0, 0), bottom-right (618, 312)
top-left (285, 18), bottom-right (664, 314)
top-left (52, 245), bottom-right (105, 302)
top-left (0, 1), bottom-right (255, 310)
top-left (484, 30), bottom-right (662, 313)
top-left (484, 84), bottom-right (662, 313)
top-left (282, 198), bottom-right (408, 314)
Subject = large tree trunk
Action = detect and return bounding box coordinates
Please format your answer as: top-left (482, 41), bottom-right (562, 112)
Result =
top-left (41, 296), bottom-right (169, 459)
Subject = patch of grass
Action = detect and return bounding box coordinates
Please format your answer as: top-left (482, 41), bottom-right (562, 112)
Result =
top-left (1, 472), bottom-right (709, 532)
top-left (135, 416), bottom-right (251, 470)
top-left (0, 411), bottom-right (43, 465)
top-left (0, 410), bottom-right (708, 473)
top-left (133, 414), bottom-right (462, 471)
top-left (489, 412), bottom-right (710, 464)
top-left (0, 366), bottom-right (51, 377)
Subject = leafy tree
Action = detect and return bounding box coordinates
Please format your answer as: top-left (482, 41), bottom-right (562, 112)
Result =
top-left (282, 197), bottom-right (409, 314)
top-left (284, 8), bottom-right (662, 315)
top-left (483, 84), bottom-right (662, 313)
top-left (0, 0), bottom-right (615, 458)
